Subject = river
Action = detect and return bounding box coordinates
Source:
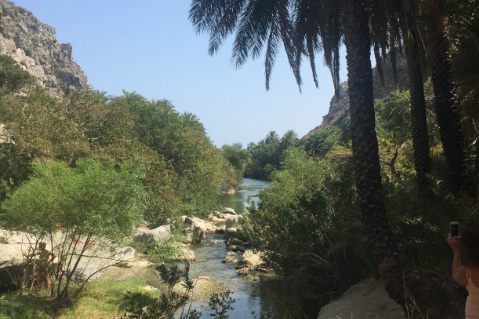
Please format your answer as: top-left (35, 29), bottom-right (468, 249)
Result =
top-left (185, 178), bottom-right (304, 318)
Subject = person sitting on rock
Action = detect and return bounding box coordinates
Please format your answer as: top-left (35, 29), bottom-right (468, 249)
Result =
top-left (448, 222), bottom-right (479, 318)
top-left (23, 241), bottom-right (56, 289)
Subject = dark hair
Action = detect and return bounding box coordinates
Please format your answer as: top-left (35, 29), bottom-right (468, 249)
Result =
top-left (462, 223), bottom-right (479, 266)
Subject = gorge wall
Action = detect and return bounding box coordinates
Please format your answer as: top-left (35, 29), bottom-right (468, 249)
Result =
top-left (0, 0), bottom-right (88, 96)
top-left (303, 54), bottom-right (409, 139)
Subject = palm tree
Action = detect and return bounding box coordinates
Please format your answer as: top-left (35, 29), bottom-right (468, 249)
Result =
top-left (179, 112), bottom-right (206, 133)
top-left (280, 129), bottom-right (298, 150)
top-left (265, 130), bottom-right (279, 144)
top-left (189, 0), bottom-right (456, 314)
top-left (399, 6), bottom-right (432, 191)
top-left (190, 0), bottom-right (396, 263)
top-left (420, 0), bottom-right (476, 200)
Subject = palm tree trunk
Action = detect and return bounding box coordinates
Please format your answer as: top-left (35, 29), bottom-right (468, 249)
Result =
top-left (344, 1), bottom-right (461, 316)
top-left (402, 17), bottom-right (431, 191)
top-left (343, 0), bottom-right (397, 263)
top-left (427, 2), bottom-right (476, 200)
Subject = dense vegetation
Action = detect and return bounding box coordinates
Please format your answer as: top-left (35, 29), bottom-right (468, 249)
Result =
top-left (190, 0), bottom-right (479, 316)
top-left (243, 89), bottom-right (474, 314)
top-left (0, 56), bottom-right (241, 231)
top-left (1, 0), bottom-right (479, 316)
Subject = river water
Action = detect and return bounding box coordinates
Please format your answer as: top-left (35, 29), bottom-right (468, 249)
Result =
top-left (185, 178), bottom-right (299, 318)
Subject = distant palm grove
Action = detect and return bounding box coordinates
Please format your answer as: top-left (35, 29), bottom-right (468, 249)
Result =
top-left (0, 0), bottom-right (479, 317)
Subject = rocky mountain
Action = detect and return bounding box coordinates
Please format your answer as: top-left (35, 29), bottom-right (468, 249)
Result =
top-left (303, 54), bottom-right (409, 139)
top-left (0, 0), bottom-right (88, 96)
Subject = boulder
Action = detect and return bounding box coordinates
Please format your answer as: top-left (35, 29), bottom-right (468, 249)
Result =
top-left (169, 248), bottom-right (196, 261)
top-left (182, 216), bottom-right (215, 242)
top-left (0, 230), bottom-right (38, 289)
top-left (317, 277), bottom-right (404, 319)
top-left (134, 225), bottom-right (171, 243)
top-left (225, 215), bottom-right (242, 228)
top-left (241, 250), bottom-right (264, 269)
top-left (222, 208), bottom-right (237, 215)
top-left (222, 251), bottom-right (243, 265)
top-left (182, 249), bottom-right (196, 261)
top-left (225, 226), bottom-right (247, 241)
top-left (71, 261), bottom-right (102, 282)
top-left (228, 245), bottom-right (245, 252)
top-left (219, 213), bottom-right (238, 220)
top-left (193, 226), bottom-right (206, 243)
top-left (215, 225), bottom-right (226, 234)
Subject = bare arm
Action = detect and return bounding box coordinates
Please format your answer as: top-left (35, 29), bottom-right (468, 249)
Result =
top-left (448, 233), bottom-right (467, 286)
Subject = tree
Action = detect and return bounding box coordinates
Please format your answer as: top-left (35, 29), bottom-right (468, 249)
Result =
top-left (221, 143), bottom-right (251, 183)
top-left (280, 130), bottom-right (298, 150)
top-left (302, 126), bottom-right (343, 158)
top-left (179, 112), bottom-right (206, 134)
top-left (399, 9), bottom-right (432, 190)
top-left (2, 158), bottom-right (147, 300)
top-left (419, 0), bottom-right (476, 200)
top-left (0, 55), bottom-right (35, 93)
top-left (190, 0), bottom-right (458, 315)
top-left (190, 0), bottom-right (395, 266)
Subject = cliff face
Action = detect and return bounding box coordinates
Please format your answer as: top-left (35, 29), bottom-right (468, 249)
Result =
top-left (303, 54), bottom-right (408, 139)
top-left (0, 0), bottom-right (88, 95)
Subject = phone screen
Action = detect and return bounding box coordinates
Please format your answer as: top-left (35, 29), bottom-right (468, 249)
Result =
top-left (451, 223), bottom-right (459, 237)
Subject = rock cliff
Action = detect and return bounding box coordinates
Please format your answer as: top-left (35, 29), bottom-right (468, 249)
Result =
top-left (303, 54), bottom-right (408, 139)
top-left (0, 0), bottom-right (88, 96)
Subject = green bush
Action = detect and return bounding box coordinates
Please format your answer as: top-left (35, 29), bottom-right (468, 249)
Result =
top-left (1, 158), bottom-right (148, 300)
top-left (245, 149), bottom-right (373, 302)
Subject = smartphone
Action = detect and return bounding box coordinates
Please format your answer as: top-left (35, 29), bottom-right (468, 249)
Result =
top-left (450, 221), bottom-right (459, 237)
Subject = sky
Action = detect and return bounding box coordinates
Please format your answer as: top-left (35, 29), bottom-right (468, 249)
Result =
top-left (11, 0), bottom-right (348, 148)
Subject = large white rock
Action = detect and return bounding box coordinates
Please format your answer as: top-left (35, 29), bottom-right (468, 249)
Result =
top-left (0, 229), bottom-right (140, 288)
top-left (317, 277), bottom-right (404, 319)
top-left (134, 225), bottom-right (171, 243)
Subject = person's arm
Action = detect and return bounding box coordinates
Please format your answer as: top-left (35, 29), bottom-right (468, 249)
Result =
top-left (48, 250), bottom-right (56, 263)
top-left (448, 233), bottom-right (467, 286)
top-left (22, 250), bottom-right (40, 257)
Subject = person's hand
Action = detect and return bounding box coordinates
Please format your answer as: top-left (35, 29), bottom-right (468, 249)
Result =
top-left (448, 233), bottom-right (461, 249)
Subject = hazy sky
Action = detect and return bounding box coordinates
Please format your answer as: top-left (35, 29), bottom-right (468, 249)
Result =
top-left (12, 0), bottom-right (348, 147)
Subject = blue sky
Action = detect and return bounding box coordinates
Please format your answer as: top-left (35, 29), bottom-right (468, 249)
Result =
top-left (12, 0), bottom-right (348, 148)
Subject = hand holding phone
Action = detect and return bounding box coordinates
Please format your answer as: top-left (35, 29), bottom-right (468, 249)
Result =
top-left (450, 221), bottom-right (459, 237)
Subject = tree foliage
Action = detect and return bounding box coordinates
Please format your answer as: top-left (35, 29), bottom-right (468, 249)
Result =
top-left (0, 55), bottom-right (236, 226)
top-left (1, 158), bottom-right (148, 300)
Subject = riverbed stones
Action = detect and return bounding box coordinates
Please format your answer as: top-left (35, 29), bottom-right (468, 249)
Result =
top-left (225, 226), bottom-right (247, 242)
top-left (241, 250), bottom-right (264, 269)
top-left (223, 251), bottom-right (243, 264)
top-left (182, 248), bottom-right (196, 261)
top-left (222, 249), bottom-right (265, 276)
top-left (215, 225), bottom-right (226, 233)
top-left (182, 216), bottom-right (216, 243)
